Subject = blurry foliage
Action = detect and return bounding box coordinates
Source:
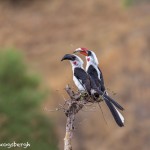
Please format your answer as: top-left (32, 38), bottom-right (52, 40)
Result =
top-left (0, 49), bottom-right (58, 150)
top-left (123, 0), bottom-right (134, 7)
top-left (123, 0), bottom-right (150, 7)
top-left (0, 0), bottom-right (36, 7)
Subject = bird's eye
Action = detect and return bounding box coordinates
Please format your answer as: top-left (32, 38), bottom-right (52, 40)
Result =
top-left (87, 58), bottom-right (90, 61)
top-left (88, 51), bottom-right (92, 56)
top-left (73, 61), bottom-right (77, 65)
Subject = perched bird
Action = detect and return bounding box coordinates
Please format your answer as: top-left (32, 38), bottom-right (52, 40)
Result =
top-left (73, 48), bottom-right (123, 108)
top-left (61, 54), bottom-right (125, 127)
top-left (74, 47), bottom-right (107, 94)
top-left (61, 54), bottom-right (98, 95)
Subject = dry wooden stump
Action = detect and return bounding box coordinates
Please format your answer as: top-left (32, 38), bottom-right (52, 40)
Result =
top-left (63, 85), bottom-right (103, 150)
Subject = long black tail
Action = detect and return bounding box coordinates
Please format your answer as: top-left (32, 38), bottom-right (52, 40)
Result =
top-left (98, 90), bottom-right (124, 111)
top-left (104, 99), bottom-right (124, 127)
top-left (89, 75), bottom-right (124, 111)
top-left (96, 89), bottom-right (124, 127)
top-left (104, 94), bottom-right (124, 111)
top-left (88, 75), bottom-right (124, 126)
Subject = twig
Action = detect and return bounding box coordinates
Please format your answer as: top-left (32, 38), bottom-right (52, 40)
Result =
top-left (63, 85), bottom-right (102, 150)
top-left (97, 103), bottom-right (108, 125)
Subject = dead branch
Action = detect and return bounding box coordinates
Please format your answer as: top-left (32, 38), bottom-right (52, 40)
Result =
top-left (64, 85), bottom-right (103, 150)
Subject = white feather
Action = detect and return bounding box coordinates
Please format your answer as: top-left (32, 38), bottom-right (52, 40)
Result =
top-left (90, 89), bottom-right (96, 94)
top-left (74, 54), bottom-right (84, 65)
top-left (70, 54), bottom-right (84, 70)
top-left (70, 54), bottom-right (85, 91)
top-left (86, 51), bottom-right (101, 80)
top-left (114, 106), bottom-right (125, 124)
top-left (73, 76), bottom-right (85, 91)
top-left (90, 51), bottom-right (99, 65)
top-left (75, 48), bottom-right (82, 52)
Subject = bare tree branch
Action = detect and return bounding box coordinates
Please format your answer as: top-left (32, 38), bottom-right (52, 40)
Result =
top-left (64, 85), bottom-right (103, 150)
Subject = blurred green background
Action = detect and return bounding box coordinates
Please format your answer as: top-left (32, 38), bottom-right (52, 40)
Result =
top-left (0, 50), bottom-right (58, 150)
top-left (0, 0), bottom-right (149, 150)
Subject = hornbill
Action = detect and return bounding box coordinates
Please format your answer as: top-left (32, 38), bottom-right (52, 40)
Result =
top-left (61, 54), bottom-right (98, 95)
top-left (61, 54), bottom-right (125, 127)
top-left (74, 48), bottom-right (107, 94)
top-left (74, 48), bottom-right (125, 126)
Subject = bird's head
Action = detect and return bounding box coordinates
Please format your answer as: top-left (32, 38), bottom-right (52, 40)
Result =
top-left (61, 54), bottom-right (83, 68)
top-left (74, 47), bottom-right (88, 56)
top-left (74, 48), bottom-right (99, 65)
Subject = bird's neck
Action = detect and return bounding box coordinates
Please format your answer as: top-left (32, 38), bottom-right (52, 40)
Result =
top-left (86, 59), bottom-right (100, 79)
top-left (86, 59), bottom-right (98, 71)
top-left (70, 62), bottom-right (83, 73)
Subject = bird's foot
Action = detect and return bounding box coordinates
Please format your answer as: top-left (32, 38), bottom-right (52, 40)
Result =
top-left (80, 92), bottom-right (88, 100)
top-left (97, 95), bottom-right (104, 102)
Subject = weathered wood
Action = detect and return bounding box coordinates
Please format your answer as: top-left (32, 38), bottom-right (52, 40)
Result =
top-left (64, 85), bottom-right (103, 150)
top-left (64, 114), bottom-right (74, 150)
top-left (64, 85), bottom-right (91, 150)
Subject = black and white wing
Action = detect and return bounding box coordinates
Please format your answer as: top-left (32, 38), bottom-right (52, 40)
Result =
top-left (98, 67), bottom-right (106, 92)
top-left (87, 65), bottom-right (102, 91)
top-left (74, 68), bottom-right (91, 94)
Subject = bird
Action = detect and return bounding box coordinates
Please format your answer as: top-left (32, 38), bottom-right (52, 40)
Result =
top-left (73, 48), bottom-right (124, 108)
top-left (61, 54), bottom-right (98, 95)
top-left (74, 47), bottom-right (107, 94)
top-left (61, 54), bottom-right (125, 127)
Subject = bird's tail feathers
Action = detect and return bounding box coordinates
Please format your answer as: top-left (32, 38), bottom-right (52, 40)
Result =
top-left (97, 89), bottom-right (124, 111)
top-left (105, 99), bottom-right (124, 127)
top-left (105, 95), bottom-right (124, 111)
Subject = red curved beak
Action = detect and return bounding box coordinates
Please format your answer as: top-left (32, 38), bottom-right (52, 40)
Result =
top-left (74, 48), bottom-right (88, 56)
top-left (80, 51), bottom-right (88, 56)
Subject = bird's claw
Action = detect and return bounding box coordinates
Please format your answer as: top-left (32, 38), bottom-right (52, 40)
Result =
top-left (97, 95), bottom-right (104, 102)
top-left (80, 92), bottom-right (88, 100)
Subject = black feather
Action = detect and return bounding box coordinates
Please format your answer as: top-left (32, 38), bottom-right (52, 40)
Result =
top-left (105, 99), bottom-right (124, 127)
top-left (87, 65), bottom-right (124, 110)
top-left (74, 67), bottom-right (91, 94)
top-left (104, 94), bottom-right (124, 111)
top-left (97, 89), bottom-right (124, 111)
top-left (87, 65), bottom-right (101, 90)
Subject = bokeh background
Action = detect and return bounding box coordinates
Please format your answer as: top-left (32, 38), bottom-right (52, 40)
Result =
top-left (0, 0), bottom-right (150, 150)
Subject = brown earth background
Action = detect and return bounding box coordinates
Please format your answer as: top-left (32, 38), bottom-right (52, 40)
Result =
top-left (0, 0), bottom-right (150, 150)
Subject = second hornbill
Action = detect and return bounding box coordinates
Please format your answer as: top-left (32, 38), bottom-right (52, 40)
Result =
top-left (61, 54), bottom-right (125, 127)
top-left (74, 47), bottom-right (107, 94)
top-left (74, 48), bottom-right (124, 110)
